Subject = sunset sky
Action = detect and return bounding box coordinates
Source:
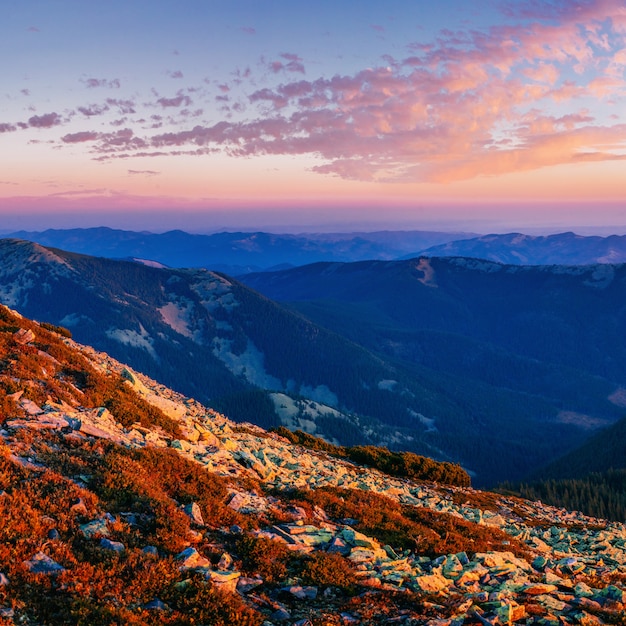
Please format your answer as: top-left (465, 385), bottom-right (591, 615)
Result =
top-left (1, 0), bottom-right (625, 233)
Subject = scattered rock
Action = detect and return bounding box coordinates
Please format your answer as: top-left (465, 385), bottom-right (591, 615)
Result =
top-left (271, 607), bottom-right (291, 621)
top-left (237, 576), bottom-right (264, 594)
top-left (23, 552), bottom-right (65, 575)
top-left (217, 552), bottom-right (233, 570)
top-left (70, 497), bottom-right (89, 516)
top-left (282, 585), bottom-right (318, 600)
top-left (80, 519), bottom-right (109, 538)
top-left (100, 538), bottom-right (125, 552)
top-left (3, 309), bottom-right (626, 624)
top-left (183, 502), bottom-right (204, 526)
top-left (13, 328), bottom-right (35, 344)
top-left (175, 547), bottom-right (211, 569)
top-left (143, 598), bottom-right (169, 611)
top-left (204, 569), bottom-right (241, 593)
top-left (411, 573), bottom-right (451, 594)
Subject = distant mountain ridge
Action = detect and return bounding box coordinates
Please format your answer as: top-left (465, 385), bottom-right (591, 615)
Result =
top-left (242, 255), bottom-right (626, 379)
top-left (419, 231), bottom-right (626, 265)
top-left (10, 227), bottom-right (626, 271)
top-left (5, 227), bottom-right (475, 274)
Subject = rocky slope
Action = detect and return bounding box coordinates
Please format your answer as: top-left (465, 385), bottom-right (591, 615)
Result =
top-left (0, 238), bottom-right (464, 465)
top-left (1, 305), bottom-right (626, 625)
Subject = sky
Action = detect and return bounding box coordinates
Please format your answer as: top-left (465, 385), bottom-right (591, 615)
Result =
top-left (1, 0), bottom-right (625, 234)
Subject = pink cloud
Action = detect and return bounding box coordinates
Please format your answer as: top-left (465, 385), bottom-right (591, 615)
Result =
top-left (423, 123), bottom-right (626, 183)
top-left (82, 77), bottom-right (121, 89)
top-left (61, 131), bottom-right (100, 143)
top-left (128, 169), bottom-right (160, 176)
top-left (606, 47), bottom-right (626, 77)
top-left (268, 53), bottom-right (305, 75)
top-left (249, 88), bottom-right (289, 108)
top-left (587, 76), bottom-right (624, 97)
top-left (49, 0), bottom-right (626, 188)
top-left (78, 103), bottom-right (109, 116)
top-left (28, 112), bottom-right (62, 128)
top-left (106, 98), bottom-right (136, 114)
top-left (0, 123), bottom-right (17, 133)
top-left (157, 94), bottom-right (192, 108)
top-left (522, 63), bottom-right (560, 85)
top-left (167, 70), bottom-right (184, 79)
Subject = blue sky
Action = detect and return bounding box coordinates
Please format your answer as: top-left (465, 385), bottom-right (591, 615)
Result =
top-left (1, 0), bottom-right (625, 233)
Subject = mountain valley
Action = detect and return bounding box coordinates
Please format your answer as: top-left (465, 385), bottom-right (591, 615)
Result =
top-left (0, 238), bottom-right (614, 486)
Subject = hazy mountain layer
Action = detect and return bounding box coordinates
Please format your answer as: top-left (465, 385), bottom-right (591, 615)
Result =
top-left (418, 231), bottom-right (626, 265)
top-left (6, 227), bottom-right (475, 273)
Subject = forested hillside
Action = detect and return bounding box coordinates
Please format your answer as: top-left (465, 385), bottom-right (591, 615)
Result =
top-left (508, 471), bottom-right (626, 522)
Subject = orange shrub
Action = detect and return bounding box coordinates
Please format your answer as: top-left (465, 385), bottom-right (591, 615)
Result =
top-left (235, 535), bottom-right (291, 583)
top-left (300, 551), bottom-right (357, 591)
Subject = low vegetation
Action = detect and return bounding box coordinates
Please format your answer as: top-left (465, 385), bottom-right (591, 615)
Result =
top-left (2, 303), bottom-right (622, 625)
top-left (0, 439), bottom-right (263, 625)
top-left (272, 427), bottom-right (471, 487)
top-left (300, 551), bottom-right (357, 591)
top-left (38, 321), bottom-right (72, 338)
top-left (235, 535), bottom-right (291, 583)
top-left (0, 307), bottom-right (181, 438)
top-left (284, 486), bottom-right (530, 559)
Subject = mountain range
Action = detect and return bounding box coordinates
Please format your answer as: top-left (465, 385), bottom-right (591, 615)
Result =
top-left (418, 231), bottom-right (626, 265)
top-left (4, 227), bottom-right (475, 274)
top-left (2, 303), bottom-right (626, 624)
top-left (242, 256), bottom-right (626, 476)
top-left (8, 227), bottom-right (626, 271)
top-left (1, 238), bottom-right (526, 485)
top-left (2, 238), bottom-right (626, 486)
